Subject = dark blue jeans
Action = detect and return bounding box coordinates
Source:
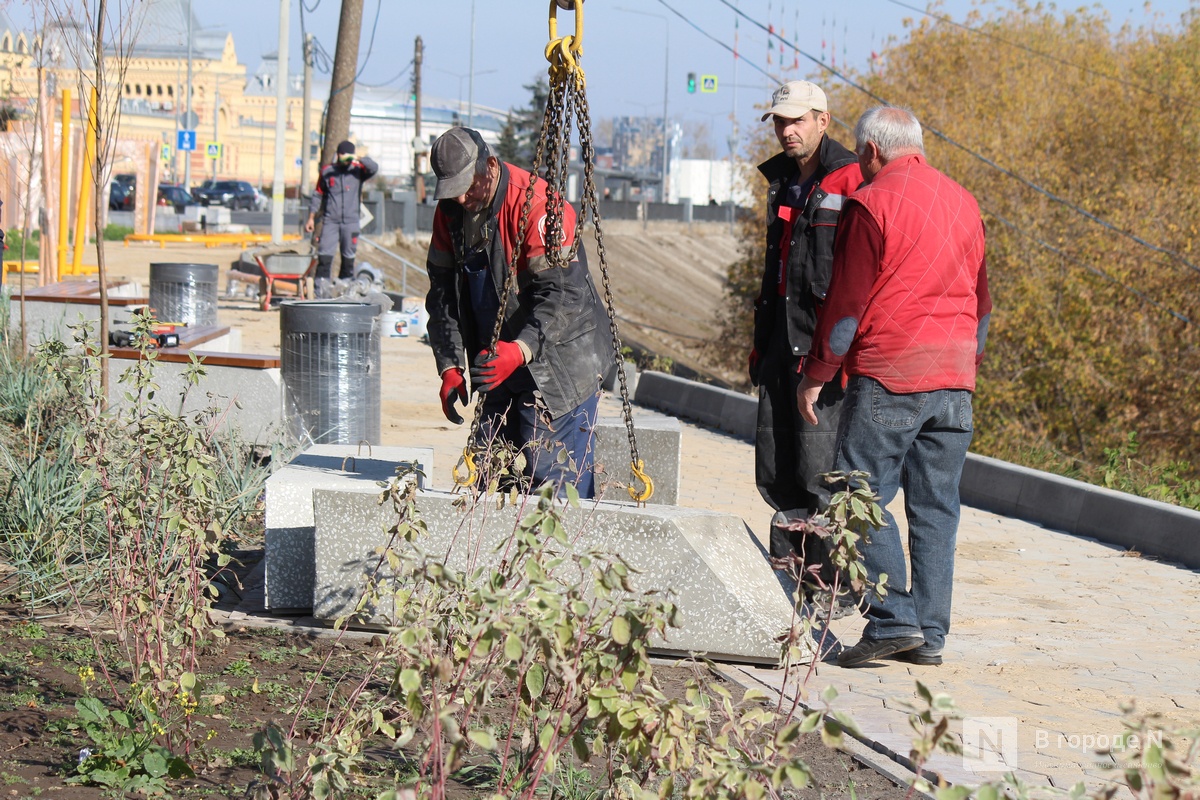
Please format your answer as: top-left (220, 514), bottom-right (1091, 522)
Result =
top-left (833, 376), bottom-right (974, 651)
top-left (478, 369), bottom-right (599, 499)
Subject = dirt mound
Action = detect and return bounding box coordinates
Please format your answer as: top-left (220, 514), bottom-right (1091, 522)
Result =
top-left (362, 219), bottom-right (746, 388)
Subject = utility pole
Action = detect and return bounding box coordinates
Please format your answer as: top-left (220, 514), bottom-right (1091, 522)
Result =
top-left (467, 0), bottom-right (476, 128)
top-left (412, 35), bottom-right (424, 200)
top-left (300, 33), bottom-right (314, 199)
top-left (212, 88), bottom-right (219, 180)
top-left (319, 0), bottom-right (364, 168)
top-left (270, 0), bottom-right (289, 242)
top-left (184, 0), bottom-right (193, 190)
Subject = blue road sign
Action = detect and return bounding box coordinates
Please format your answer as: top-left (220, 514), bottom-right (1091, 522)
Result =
top-left (177, 129), bottom-right (197, 151)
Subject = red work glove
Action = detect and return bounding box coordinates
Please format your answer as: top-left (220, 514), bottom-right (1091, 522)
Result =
top-left (472, 340), bottom-right (524, 393)
top-left (748, 348), bottom-right (761, 386)
top-left (439, 368), bottom-right (468, 425)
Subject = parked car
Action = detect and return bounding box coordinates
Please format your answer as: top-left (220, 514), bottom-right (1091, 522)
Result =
top-left (192, 179), bottom-right (258, 210)
top-left (108, 181), bottom-right (133, 211)
top-left (156, 183), bottom-right (198, 213)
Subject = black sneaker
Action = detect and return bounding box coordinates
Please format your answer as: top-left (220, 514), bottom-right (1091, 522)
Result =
top-left (891, 645), bottom-right (943, 666)
top-left (835, 635), bottom-right (925, 668)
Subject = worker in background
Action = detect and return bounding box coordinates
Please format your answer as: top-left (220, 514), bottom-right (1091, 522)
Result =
top-left (748, 80), bottom-right (863, 607)
top-left (424, 127), bottom-right (608, 498)
top-left (305, 140), bottom-right (378, 298)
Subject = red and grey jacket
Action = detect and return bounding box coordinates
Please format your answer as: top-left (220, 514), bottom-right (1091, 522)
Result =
top-left (425, 161), bottom-right (608, 419)
top-left (753, 135), bottom-right (862, 368)
top-left (308, 156), bottom-right (379, 225)
top-left (803, 154), bottom-right (991, 393)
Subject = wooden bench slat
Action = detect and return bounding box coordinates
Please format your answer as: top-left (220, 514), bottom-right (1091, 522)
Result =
top-left (108, 348), bottom-right (280, 369)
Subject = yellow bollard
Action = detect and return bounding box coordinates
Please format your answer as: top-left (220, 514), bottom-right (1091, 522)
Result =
top-left (56, 88), bottom-right (70, 279)
top-left (70, 86), bottom-right (97, 275)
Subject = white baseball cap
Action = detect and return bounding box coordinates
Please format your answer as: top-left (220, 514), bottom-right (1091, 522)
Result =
top-left (761, 80), bottom-right (828, 121)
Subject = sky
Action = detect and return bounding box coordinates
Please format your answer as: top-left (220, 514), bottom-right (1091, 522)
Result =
top-left (10, 0), bottom-right (1199, 154)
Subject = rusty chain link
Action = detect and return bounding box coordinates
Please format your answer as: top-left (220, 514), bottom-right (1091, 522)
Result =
top-left (455, 0), bottom-right (652, 503)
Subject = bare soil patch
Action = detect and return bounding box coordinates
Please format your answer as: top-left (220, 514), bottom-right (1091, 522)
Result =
top-left (0, 556), bottom-right (906, 799)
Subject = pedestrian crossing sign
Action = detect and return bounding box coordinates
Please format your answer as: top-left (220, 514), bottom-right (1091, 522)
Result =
top-left (205, 142), bottom-right (222, 159)
top-left (701, 75), bottom-right (718, 93)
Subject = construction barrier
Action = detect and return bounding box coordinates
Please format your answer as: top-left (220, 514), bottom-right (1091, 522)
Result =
top-left (124, 233), bottom-right (303, 248)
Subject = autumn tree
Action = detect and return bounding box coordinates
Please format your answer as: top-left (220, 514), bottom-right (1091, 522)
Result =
top-left (720, 0), bottom-right (1200, 484)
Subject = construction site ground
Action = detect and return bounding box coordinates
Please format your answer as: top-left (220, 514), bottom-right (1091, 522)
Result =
top-left (75, 230), bottom-right (1200, 794)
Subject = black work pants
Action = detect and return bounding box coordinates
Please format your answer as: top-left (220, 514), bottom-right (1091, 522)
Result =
top-left (755, 338), bottom-right (845, 560)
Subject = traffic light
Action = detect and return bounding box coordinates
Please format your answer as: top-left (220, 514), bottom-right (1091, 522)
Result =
top-left (687, 72), bottom-right (696, 93)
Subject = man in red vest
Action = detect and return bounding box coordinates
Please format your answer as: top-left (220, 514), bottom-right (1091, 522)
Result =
top-left (750, 81), bottom-right (863, 603)
top-left (799, 106), bottom-right (992, 668)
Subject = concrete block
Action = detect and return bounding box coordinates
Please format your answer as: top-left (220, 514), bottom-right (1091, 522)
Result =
top-left (311, 489), bottom-right (800, 664)
top-left (1015, 469), bottom-right (1086, 535)
top-left (1074, 487), bottom-right (1200, 565)
top-left (594, 409), bottom-right (681, 505)
top-left (263, 444), bottom-right (434, 610)
top-left (107, 357), bottom-right (284, 444)
top-left (960, 453), bottom-right (1025, 513)
top-left (635, 371), bottom-right (756, 440)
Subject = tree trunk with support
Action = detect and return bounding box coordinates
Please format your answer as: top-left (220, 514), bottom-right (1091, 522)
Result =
top-left (319, 0), bottom-right (364, 168)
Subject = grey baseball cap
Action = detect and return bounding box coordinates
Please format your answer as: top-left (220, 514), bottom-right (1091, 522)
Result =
top-left (431, 127), bottom-right (491, 200)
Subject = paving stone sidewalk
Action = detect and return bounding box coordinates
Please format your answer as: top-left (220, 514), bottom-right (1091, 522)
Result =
top-left (658, 395), bottom-right (1200, 793)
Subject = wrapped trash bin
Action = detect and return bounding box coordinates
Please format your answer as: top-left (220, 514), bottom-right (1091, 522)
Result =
top-left (149, 262), bottom-right (219, 325)
top-left (280, 301), bottom-right (382, 445)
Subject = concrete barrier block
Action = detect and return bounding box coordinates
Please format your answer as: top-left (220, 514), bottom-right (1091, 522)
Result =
top-left (594, 410), bottom-right (681, 504)
top-left (1013, 469), bottom-right (1086, 535)
top-left (1075, 489), bottom-right (1200, 563)
top-left (635, 372), bottom-right (756, 440)
top-left (960, 454), bottom-right (1027, 514)
top-left (263, 444), bottom-right (433, 610)
top-left (107, 358), bottom-right (284, 443)
top-left (311, 489), bottom-right (800, 664)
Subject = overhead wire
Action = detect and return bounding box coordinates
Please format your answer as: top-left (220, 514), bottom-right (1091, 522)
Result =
top-left (709, 0), bottom-right (1200, 281)
top-left (978, 202), bottom-right (1194, 326)
top-left (651, 0), bottom-right (1194, 327)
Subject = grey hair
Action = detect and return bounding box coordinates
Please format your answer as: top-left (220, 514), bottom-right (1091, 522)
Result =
top-left (853, 106), bottom-right (924, 159)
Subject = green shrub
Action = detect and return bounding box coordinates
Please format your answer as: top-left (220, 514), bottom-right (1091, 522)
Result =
top-left (4, 228), bottom-right (39, 260)
top-left (102, 224), bottom-right (133, 241)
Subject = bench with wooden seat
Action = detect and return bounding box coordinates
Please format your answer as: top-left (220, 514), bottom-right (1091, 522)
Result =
top-left (106, 346), bottom-right (285, 442)
top-left (7, 280), bottom-right (148, 347)
top-left (11, 279), bottom-right (146, 304)
top-left (107, 323), bottom-right (233, 353)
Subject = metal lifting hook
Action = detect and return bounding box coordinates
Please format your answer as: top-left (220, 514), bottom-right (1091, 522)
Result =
top-left (452, 448), bottom-right (478, 489)
top-left (628, 459), bottom-right (654, 504)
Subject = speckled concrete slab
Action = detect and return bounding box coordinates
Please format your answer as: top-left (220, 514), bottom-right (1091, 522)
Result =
top-left (263, 444), bottom-right (433, 611)
top-left (310, 488), bottom-right (803, 664)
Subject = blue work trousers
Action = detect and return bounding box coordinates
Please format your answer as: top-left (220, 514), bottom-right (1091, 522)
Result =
top-left (833, 376), bottom-right (974, 651)
top-left (478, 370), bottom-right (599, 499)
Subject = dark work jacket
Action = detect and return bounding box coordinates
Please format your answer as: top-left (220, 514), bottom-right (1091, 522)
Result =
top-left (753, 135), bottom-right (860, 370)
top-left (425, 162), bottom-right (608, 419)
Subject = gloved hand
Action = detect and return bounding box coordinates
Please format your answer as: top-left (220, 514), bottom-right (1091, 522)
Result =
top-left (472, 340), bottom-right (524, 393)
top-left (748, 348), bottom-right (761, 386)
top-left (439, 368), bottom-right (468, 424)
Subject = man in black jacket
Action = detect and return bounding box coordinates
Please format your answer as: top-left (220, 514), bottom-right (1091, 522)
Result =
top-left (425, 127), bottom-right (608, 498)
top-left (751, 81), bottom-right (863, 575)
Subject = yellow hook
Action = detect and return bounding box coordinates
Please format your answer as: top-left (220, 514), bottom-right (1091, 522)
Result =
top-left (453, 448), bottom-right (478, 489)
top-left (627, 459), bottom-right (654, 504)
